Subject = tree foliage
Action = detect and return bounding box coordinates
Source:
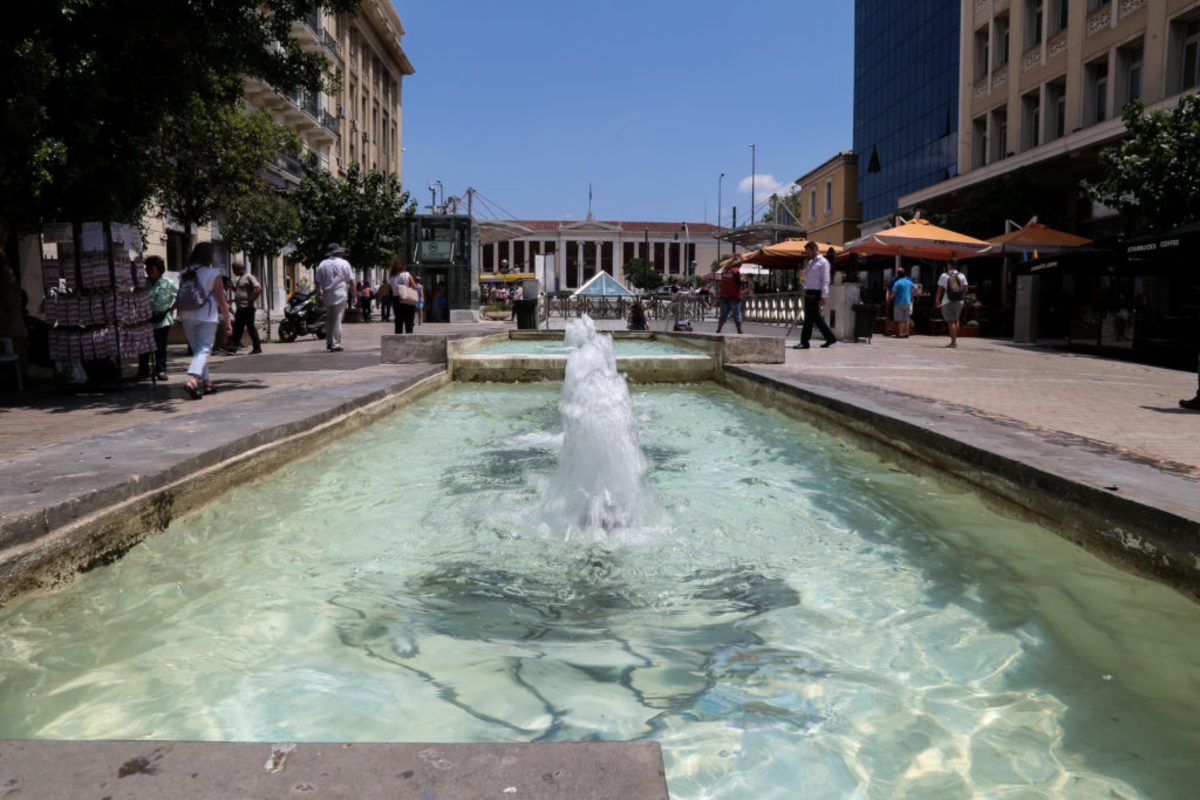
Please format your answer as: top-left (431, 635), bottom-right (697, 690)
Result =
top-left (621, 257), bottom-right (664, 291)
top-left (221, 183), bottom-right (300, 263)
top-left (1081, 95), bottom-right (1200, 233)
top-left (758, 190), bottom-right (804, 226)
top-left (154, 96), bottom-right (300, 245)
top-left (292, 155), bottom-right (414, 272)
top-left (0, 0), bottom-right (359, 237)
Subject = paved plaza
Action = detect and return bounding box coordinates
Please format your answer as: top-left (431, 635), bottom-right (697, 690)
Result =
top-left (2, 317), bottom-right (1197, 470)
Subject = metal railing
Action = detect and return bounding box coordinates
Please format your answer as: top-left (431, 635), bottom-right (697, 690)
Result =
top-left (741, 292), bottom-right (803, 326)
top-left (536, 292), bottom-right (808, 328)
top-left (536, 292), bottom-right (807, 328)
top-left (539, 295), bottom-right (710, 324)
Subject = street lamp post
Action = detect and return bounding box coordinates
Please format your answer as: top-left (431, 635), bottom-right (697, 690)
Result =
top-left (749, 144), bottom-right (756, 225)
top-left (680, 222), bottom-right (690, 278)
top-left (427, 183), bottom-right (436, 214)
top-left (717, 172), bottom-right (725, 261)
top-left (435, 180), bottom-right (444, 212)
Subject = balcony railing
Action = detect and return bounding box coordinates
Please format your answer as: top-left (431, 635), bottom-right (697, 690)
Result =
top-left (321, 110), bottom-right (339, 135)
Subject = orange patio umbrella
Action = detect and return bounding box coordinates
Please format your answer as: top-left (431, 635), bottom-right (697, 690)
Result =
top-left (740, 238), bottom-right (844, 268)
top-left (980, 221), bottom-right (1092, 256)
top-left (844, 217), bottom-right (990, 261)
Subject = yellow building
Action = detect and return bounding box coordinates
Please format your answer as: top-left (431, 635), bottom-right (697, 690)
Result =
top-left (902, 0), bottom-right (1200, 229)
top-left (794, 151), bottom-right (862, 246)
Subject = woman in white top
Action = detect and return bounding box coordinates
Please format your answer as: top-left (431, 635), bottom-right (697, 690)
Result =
top-left (388, 257), bottom-right (417, 334)
top-left (177, 242), bottom-right (232, 399)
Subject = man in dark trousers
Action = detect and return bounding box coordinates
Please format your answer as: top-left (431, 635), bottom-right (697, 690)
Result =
top-left (795, 240), bottom-right (836, 349)
top-left (225, 260), bottom-right (262, 354)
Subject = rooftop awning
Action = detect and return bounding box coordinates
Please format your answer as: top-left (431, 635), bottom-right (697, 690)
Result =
top-left (845, 217), bottom-right (990, 261)
top-left (715, 223), bottom-right (808, 249)
top-left (741, 238), bottom-right (845, 268)
top-left (977, 222), bottom-right (1092, 257)
top-left (476, 220), bottom-right (535, 246)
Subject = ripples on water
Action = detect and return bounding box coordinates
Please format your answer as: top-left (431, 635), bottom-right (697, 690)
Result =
top-left (1, 379), bottom-right (1199, 799)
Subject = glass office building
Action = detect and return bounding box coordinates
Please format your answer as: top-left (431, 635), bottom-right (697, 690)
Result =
top-left (853, 0), bottom-right (960, 230)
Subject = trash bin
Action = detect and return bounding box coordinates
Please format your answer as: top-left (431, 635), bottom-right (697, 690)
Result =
top-left (513, 299), bottom-right (539, 330)
top-left (851, 302), bottom-right (878, 343)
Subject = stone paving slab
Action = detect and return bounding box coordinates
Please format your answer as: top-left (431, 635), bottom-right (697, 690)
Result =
top-left (0, 740), bottom-right (669, 799)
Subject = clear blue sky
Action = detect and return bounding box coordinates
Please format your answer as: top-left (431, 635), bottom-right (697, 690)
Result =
top-left (396, 0), bottom-right (855, 224)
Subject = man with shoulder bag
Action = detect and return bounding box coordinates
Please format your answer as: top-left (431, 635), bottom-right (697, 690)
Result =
top-left (225, 260), bottom-right (262, 354)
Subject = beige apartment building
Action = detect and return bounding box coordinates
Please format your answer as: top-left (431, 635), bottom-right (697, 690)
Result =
top-left (902, 0), bottom-right (1200, 229)
top-left (140, 0), bottom-right (415, 311)
top-left (794, 151), bottom-right (862, 246)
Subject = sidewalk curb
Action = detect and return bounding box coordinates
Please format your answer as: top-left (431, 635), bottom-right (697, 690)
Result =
top-left (725, 365), bottom-right (1200, 601)
top-left (0, 367), bottom-right (447, 602)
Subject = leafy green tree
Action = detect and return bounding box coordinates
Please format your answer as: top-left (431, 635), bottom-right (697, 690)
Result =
top-left (758, 191), bottom-right (804, 225)
top-left (1082, 94), bottom-right (1200, 233)
top-left (220, 183), bottom-right (300, 271)
top-left (0, 0), bottom-right (359, 241)
top-left (153, 95), bottom-right (300, 248)
top-left (292, 155), bottom-right (414, 273)
top-left (622, 257), bottom-right (664, 291)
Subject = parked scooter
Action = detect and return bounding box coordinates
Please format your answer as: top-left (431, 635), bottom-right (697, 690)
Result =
top-left (277, 289), bottom-right (327, 342)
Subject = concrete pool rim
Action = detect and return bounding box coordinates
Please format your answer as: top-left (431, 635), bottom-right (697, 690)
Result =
top-left (2, 331), bottom-right (1197, 606)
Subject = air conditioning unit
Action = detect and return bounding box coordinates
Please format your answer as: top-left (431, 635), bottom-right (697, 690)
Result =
top-left (336, 105), bottom-right (345, 118)
top-left (361, 131), bottom-right (369, 144)
top-left (351, 119), bottom-right (358, 131)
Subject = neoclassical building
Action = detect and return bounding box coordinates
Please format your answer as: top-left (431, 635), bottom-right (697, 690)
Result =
top-left (480, 217), bottom-right (723, 291)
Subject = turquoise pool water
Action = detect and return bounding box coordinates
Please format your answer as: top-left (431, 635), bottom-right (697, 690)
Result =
top-left (469, 338), bottom-right (698, 356)
top-left (1, 381), bottom-right (1198, 799)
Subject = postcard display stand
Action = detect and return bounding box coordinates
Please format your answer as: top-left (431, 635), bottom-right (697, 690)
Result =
top-left (42, 221), bottom-right (155, 387)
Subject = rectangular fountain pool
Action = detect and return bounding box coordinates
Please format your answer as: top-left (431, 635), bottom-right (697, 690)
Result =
top-left (1, 378), bottom-right (1198, 799)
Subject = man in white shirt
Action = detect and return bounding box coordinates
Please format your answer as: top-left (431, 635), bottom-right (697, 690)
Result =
top-left (796, 240), bottom-right (836, 349)
top-left (314, 243), bottom-right (356, 352)
top-left (934, 259), bottom-right (968, 349)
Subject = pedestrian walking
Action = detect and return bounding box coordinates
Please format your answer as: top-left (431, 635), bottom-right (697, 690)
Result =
top-left (177, 242), bottom-right (232, 398)
top-left (414, 275), bottom-right (424, 326)
top-left (714, 255), bottom-right (744, 335)
top-left (887, 267), bottom-right (917, 339)
top-left (225, 260), bottom-right (263, 354)
top-left (388, 258), bottom-right (417, 334)
top-left (508, 282), bottom-right (524, 321)
top-left (935, 258), bottom-right (968, 348)
top-left (314, 243), bottom-right (356, 352)
top-left (796, 240), bottom-right (836, 349)
top-left (137, 255), bottom-right (176, 381)
top-left (376, 276), bottom-right (392, 322)
top-left (1182, 351), bottom-right (1200, 410)
top-left (358, 282), bottom-right (373, 321)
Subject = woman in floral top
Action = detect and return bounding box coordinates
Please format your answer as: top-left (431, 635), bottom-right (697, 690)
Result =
top-left (137, 255), bottom-right (177, 381)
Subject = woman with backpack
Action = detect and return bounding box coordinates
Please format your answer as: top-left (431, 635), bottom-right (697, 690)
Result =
top-left (176, 242), bottom-right (232, 399)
